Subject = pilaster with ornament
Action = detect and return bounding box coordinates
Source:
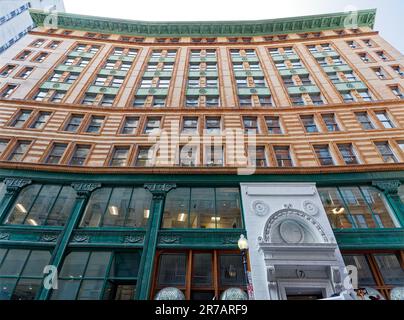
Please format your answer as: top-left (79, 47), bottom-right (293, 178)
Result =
top-left (0, 178), bottom-right (32, 224)
top-left (38, 182), bottom-right (101, 300)
top-left (136, 183), bottom-right (176, 300)
top-left (372, 180), bottom-right (404, 227)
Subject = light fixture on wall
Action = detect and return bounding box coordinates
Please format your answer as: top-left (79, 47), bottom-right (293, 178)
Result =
top-left (16, 203), bottom-right (27, 214)
top-left (27, 218), bottom-right (38, 226)
top-left (144, 209), bottom-right (150, 219)
top-left (177, 213), bottom-right (186, 222)
top-left (332, 207), bottom-right (345, 215)
top-left (211, 217), bottom-right (221, 222)
top-left (108, 206), bottom-right (119, 216)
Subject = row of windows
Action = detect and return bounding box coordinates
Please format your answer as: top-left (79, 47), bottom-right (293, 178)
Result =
top-left (3, 43), bottom-right (403, 105)
top-left (0, 183), bottom-right (401, 230)
top-left (46, 27), bottom-right (367, 43)
top-left (0, 248), bottom-right (249, 300)
top-left (4, 107), bottom-right (400, 137)
top-left (0, 137), bottom-right (403, 168)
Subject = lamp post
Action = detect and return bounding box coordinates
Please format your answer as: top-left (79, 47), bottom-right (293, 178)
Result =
top-left (238, 234), bottom-right (250, 299)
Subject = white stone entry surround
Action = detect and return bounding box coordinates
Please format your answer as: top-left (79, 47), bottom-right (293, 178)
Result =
top-left (240, 183), bottom-right (350, 300)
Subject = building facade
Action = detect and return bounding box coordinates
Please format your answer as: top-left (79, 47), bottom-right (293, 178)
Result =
top-left (0, 8), bottom-right (403, 300)
top-left (0, 1), bottom-right (65, 54)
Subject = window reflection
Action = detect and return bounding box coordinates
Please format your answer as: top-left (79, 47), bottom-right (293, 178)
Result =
top-left (163, 188), bottom-right (242, 229)
top-left (319, 186), bottom-right (397, 229)
top-left (5, 184), bottom-right (76, 226)
top-left (80, 187), bottom-right (152, 228)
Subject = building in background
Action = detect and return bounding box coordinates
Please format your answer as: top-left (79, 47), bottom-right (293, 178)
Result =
top-left (0, 8), bottom-right (403, 301)
top-left (0, 0), bottom-right (65, 54)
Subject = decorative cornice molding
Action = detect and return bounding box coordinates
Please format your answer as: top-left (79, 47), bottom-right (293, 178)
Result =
top-left (29, 9), bottom-right (376, 37)
top-left (4, 178), bottom-right (32, 195)
top-left (372, 180), bottom-right (401, 194)
top-left (144, 183), bottom-right (176, 198)
top-left (71, 183), bottom-right (102, 198)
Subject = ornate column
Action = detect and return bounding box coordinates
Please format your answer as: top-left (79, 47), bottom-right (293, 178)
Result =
top-left (38, 183), bottom-right (101, 300)
top-left (372, 180), bottom-right (404, 226)
top-left (136, 183), bottom-right (176, 300)
top-left (0, 178), bottom-right (32, 223)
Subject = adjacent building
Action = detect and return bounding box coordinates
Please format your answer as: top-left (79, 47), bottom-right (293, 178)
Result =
top-left (0, 0), bottom-right (65, 54)
top-left (0, 8), bottom-right (403, 300)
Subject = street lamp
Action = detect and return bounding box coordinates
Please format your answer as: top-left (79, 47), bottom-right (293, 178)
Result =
top-left (238, 234), bottom-right (250, 299)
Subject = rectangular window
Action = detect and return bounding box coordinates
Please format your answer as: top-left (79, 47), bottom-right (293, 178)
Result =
top-left (342, 92), bottom-right (354, 103)
top-left (338, 144), bottom-right (359, 165)
top-left (69, 145), bottom-right (90, 166)
top-left (265, 116), bottom-right (282, 134)
top-left (376, 51), bottom-right (389, 61)
top-left (0, 65), bottom-right (16, 77)
top-left (30, 111), bottom-right (51, 129)
top-left (373, 67), bottom-right (387, 80)
top-left (0, 84), bottom-right (17, 98)
top-left (11, 110), bottom-right (32, 128)
top-left (109, 77), bottom-right (123, 87)
top-left (82, 93), bottom-right (97, 105)
top-left (291, 95), bottom-right (305, 106)
top-left (322, 114), bottom-right (340, 132)
top-left (47, 40), bottom-right (61, 49)
top-left (14, 50), bottom-right (31, 61)
top-left (157, 78), bottom-right (170, 88)
top-left (375, 142), bottom-right (398, 163)
top-left (248, 146), bottom-right (267, 167)
top-left (64, 114), bottom-right (84, 132)
top-left (205, 117), bottom-right (221, 134)
top-left (375, 111), bottom-right (395, 129)
top-left (186, 96), bottom-right (199, 108)
top-left (143, 117), bottom-right (161, 134)
top-left (274, 146), bottom-right (293, 167)
top-left (238, 95), bottom-right (252, 107)
top-left (259, 96), bottom-right (273, 107)
top-left (8, 141), bottom-right (31, 162)
top-left (86, 116), bottom-right (105, 133)
top-left (206, 96), bottom-right (219, 107)
top-left (32, 52), bottom-right (49, 63)
top-left (152, 96), bottom-right (166, 107)
top-left (314, 145), bottom-right (334, 166)
top-left (110, 147), bottom-right (130, 167)
top-left (182, 117), bottom-right (198, 134)
top-left (391, 86), bottom-right (404, 99)
top-left (16, 67), bottom-right (34, 79)
top-left (358, 90), bottom-right (373, 102)
top-left (243, 117), bottom-right (259, 134)
top-left (179, 145), bottom-right (198, 167)
top-left (133, 96), bottom-right (146, 107)
top-left (205, 146), bottom-right (224, 167)
top-left (0, 139), bottom-right (9, 156)
top-left (135, 147), bottom-right (154, 167)
top-left (310, 94), bottom-right (324, 105)
top-left (392, 65), bottom-right (404, 77)
top-left (301, 115), bottom-right (318, 133)
top-left (121, 117), bottom-right (139, 134)
top-left (100, 95), bottom-right (115, 107)
top-left (356, 112), bottom-right (375, 130)
top-left (45, 143), bottom-right (68, 164)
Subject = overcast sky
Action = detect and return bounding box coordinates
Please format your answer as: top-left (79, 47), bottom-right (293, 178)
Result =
top-left (63, 0), bottom-right (403, 53)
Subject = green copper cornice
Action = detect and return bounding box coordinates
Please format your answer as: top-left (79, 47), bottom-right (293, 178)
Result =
top-left (29, 9), bottom-right (377, 37)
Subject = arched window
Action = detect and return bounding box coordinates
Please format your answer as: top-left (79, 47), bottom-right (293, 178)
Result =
top-left (79, 187), bottom-right (152, 228)
top-left (4, 184), bottom-right (77, 226)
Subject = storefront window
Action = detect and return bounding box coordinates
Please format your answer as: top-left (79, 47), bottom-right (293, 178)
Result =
top-left (343, 251), bottom-right (404, 300)
top-left (318, 186), bottom-right (398, 229)
top-left (80, 187), bottom-right (152, 228)
top-left (374, 254), bottom-right (404, 286)
top-left (343, 254), bottom-right (376, 286)
top-left (4, 184), bottom-right (77, 226)
top-left (50, 251), bottom-right (140, 300)
top-left (0, 249), bottom-right (51, 300)
top-left (162, 188), bottom-right (242, 229)
top-left (153, 250), bottom-right (246, 300)
top-left (157, 253), bottom-right (187, 287)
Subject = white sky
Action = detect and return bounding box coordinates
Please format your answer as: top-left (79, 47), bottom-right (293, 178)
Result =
top-left (63, 0), bottom-right (403, 52)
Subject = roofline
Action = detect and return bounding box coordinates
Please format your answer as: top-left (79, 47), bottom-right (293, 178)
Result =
top-left (29, 8), bottom-right (377, 37)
